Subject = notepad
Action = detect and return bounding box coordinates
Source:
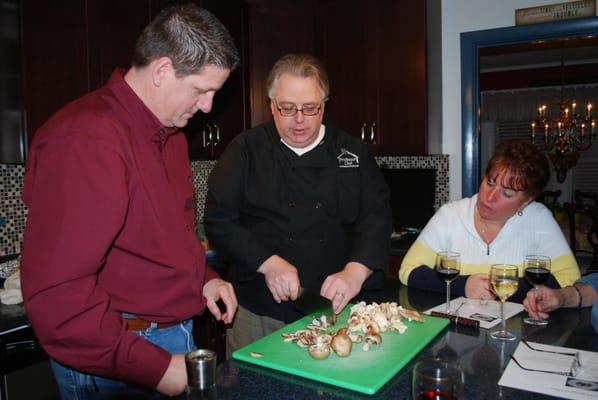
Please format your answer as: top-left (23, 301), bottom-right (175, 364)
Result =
top-left (424, 297), bottom-right (524, 329)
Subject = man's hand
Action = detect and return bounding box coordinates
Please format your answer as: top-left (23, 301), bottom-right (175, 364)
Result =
top-left (523, 286), bottom-right (564, 320)
top-left (156, 354), bottom-right (187, 397)
top-left (465, 274), bottom-right (494, 300)
top-left (257, 255), bottom-right (300, 303)
top-left (203, 278), bottom-right (237, 324)
top-left (321, 262), bottom-right (372, 314)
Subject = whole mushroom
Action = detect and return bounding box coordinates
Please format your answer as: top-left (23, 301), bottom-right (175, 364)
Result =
top-left (308, 343), bottom-right (331, 360)
top-left (331, 328), bottom-right (353, 357)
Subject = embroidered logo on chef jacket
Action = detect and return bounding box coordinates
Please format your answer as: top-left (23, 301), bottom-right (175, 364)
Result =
top-left (337, 148), bottom-right (359, 168)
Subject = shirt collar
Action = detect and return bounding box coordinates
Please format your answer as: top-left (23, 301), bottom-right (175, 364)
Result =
top-left (107, 69), bottom-right (180, 144)
top-left (280, 124), bottom-right (326, 156)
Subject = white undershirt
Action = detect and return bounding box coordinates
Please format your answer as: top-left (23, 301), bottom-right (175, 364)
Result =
top-left (280, 124), bottom-right (326, 156)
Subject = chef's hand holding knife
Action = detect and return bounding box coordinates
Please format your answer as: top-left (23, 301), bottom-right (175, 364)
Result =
top-left (321, 262), bottom-right (372, 314)
top-left (258, 254), bottom-right (301, 302)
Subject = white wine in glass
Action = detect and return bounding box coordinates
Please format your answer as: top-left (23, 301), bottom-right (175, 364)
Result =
top-left (523, 255), bottom-right (551, 326)
top-left (489, 264), bottom-right (519, 341)
top-left (435, 252), bottom-right (461, 314)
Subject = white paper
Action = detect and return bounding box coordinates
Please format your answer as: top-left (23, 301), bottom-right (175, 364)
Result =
top-left (424, 297), bottom-right (524, 329)
top-left (500, 341), bottom-right (598, 399)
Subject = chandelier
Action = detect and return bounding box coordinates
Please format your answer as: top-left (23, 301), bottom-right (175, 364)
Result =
top-left (530, 41), bottom-right (596, 183)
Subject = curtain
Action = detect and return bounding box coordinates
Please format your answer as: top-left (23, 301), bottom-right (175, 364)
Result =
top-left (481, 85), bottom-right (598, 122)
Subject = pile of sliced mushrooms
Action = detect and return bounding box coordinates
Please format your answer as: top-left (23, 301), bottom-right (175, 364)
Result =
top-left (282, 301), bottom-right (424, 360)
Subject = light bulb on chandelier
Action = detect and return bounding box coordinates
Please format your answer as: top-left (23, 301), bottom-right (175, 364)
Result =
top-left (530, 40), bottom-right (596, 183)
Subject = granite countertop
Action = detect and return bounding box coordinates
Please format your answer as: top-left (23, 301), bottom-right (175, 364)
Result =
top-left (0, 302), bottom-right (29, 336)
top-left (208, 281), bottom-right (598, 400)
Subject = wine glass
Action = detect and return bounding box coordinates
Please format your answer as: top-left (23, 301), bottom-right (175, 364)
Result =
top-left (435, 251), bottom-right (461, 314)
top-left (523, 255), bottom-right (551, 326)
top-left (489, 264), bottom-right (519, 341)
top-left (412, 358), bottom-right (464, 400)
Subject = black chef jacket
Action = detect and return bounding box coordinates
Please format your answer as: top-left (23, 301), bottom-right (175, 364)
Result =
top-left (205, 121), bottom-right (392, 322)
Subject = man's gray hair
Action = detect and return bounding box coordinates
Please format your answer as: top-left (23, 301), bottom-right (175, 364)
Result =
top-left (266, 54), bottom-right (329, 101)
top-left (132, 4), bottom-right (239, 76)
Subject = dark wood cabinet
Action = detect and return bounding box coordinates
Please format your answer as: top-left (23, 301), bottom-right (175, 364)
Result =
top-left (18, 0), bottom-right (426, 157)
top-left (185, 0), bottom-right (250, 160)
top-left (245, 0), bottom-right (318, 127)
top-left (21, 0), bottom-right (153, 144)
top-left (20, 0), bottom-right (248, 160)
top-left (315, 0), bottom-right (427, 155)
top-left (21, 0), bottom-right (90, 144)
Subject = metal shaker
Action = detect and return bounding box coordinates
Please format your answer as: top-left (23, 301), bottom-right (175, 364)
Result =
top-left (185, 349), bottom-right (217, 390)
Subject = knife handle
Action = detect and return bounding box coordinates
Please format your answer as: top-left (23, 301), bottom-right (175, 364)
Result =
top-left (431, 311), bottom-right (480, 328)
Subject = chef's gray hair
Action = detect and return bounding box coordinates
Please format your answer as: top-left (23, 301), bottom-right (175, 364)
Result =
top-left (132, 4), bottom-right (239, 76)
top-left (267, 54), bottom-right (329, 102)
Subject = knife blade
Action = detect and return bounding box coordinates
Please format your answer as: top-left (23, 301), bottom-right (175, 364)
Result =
top-left (293, 287), bottom-right (330, 316)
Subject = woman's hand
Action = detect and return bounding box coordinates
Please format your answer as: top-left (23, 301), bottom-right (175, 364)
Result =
top-left (523, 286), bottom-right (565, 320)
top-left (465, 273), bottom-right (494, 299)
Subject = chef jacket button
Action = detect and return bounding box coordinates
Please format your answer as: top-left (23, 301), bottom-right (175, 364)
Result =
top-left (315, 202), bottom-right (322, 209)
top-left (289, 201), bottom-right (296, 208)
top-left (289, 236), bottom-right (294, 242)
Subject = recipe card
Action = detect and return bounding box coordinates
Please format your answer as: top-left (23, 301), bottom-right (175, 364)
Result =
top-left (424, 297), bottom-right (524, 329)
top-left (500, 341), bottom-right (598, 399)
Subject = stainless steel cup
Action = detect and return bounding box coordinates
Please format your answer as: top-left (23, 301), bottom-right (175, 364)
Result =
top-left (185, 349), bottom-right (217, 390)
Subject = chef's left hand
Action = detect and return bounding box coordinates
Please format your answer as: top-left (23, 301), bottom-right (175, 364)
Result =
top-left (203, 278), bottom-right (237, 324)
top-left (321, 262), bottom-right (372, 314)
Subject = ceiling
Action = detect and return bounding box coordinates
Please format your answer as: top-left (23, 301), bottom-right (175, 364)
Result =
top-left (479, 35), bottom-right (598, 72)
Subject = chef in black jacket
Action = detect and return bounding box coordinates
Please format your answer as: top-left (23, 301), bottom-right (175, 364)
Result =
top-left (205, 53), bottom-right (392, 357)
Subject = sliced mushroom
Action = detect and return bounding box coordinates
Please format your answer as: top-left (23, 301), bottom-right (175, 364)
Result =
top-left (362, 330), bottom-right (382, 352)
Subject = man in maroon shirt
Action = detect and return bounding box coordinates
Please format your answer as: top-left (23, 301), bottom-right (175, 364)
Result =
top-left (20, 4), bottom-right (238, 398)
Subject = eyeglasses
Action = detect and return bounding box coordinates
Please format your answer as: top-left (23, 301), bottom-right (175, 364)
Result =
top-left (511, 340), bottom-right (581, 377)
top-left (275, 102), bottom-right (322, 117)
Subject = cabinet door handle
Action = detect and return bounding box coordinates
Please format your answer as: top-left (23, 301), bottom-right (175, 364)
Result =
top-left (370, 122), bottom-right (376, 144)
top-left (202, 127), bottom-right (207, 148)
top-left (361, 123), bottom-right (366, 142)
top-left (213, 123), bottom-right (220, 145)
top-left (206, 123), bottom-right (213, 146)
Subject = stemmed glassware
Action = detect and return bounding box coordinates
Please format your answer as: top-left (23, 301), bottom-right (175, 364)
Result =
top-left (435, 251), bottom-right (461, 314)
top-left (489, 264), bottom-right (519, 341)
top-left (523, 255), bottom-right (551, 326)
top-left (412, 358), bottom-right (464, 400)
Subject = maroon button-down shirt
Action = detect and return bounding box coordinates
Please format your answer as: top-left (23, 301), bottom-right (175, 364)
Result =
top-left (21, 69), bottom-right (218, 389)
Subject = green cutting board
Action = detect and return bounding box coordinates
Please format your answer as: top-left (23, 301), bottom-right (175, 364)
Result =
top-left (232, 306), bottom-right (449, 395)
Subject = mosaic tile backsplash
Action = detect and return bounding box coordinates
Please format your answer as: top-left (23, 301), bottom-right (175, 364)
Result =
top-left (0, 164), bottom-right (27, 256)
top-left (1, 156), bottom-right (449, 255)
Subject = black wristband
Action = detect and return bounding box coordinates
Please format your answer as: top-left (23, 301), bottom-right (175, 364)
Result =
top-left (572, 284), bottom-right (583, 310)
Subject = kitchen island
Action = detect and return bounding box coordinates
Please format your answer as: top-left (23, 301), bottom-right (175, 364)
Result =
top-left (209, 280), bottom-right (597, 400)
top-left (2, 280), bottom-right (596, 399)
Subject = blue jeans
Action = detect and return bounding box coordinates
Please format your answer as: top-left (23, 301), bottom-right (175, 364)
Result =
top-left (51, 319), bottom-right (195, 400)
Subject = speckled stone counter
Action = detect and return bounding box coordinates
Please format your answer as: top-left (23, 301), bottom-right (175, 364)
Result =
top-left (0, 302), bottom-right (29, 336)
top-left (208, 281), bottom-right (598, 400)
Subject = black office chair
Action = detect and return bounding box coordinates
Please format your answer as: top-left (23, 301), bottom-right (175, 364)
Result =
top-left (564, 190), bottom-right (598, 274)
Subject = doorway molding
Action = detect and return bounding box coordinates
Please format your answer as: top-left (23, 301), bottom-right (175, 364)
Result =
top-left (460, 17), bottom-right (598, 197)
